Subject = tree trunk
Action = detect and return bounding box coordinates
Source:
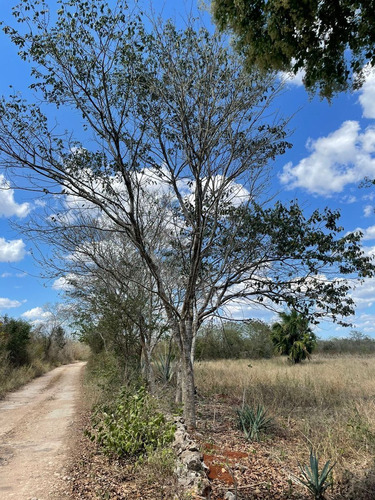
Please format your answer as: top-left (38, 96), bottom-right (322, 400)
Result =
top-left (180, 320), bottom-right (196, 428)
top-left (142, 346), bottom-right (156, 394)
top-left (174, 355), bottom-right (182, 403)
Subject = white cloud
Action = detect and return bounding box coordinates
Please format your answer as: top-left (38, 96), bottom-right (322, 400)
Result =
top-left (352, 313), bottom-right (375, 334)
top-left (21, 307), bottom-right (52, 320)
top-left (363, 192), bottom-right (375, 201)
top-left (0, 297), bottom-right (21, 309)
top-left (353, 225), bottom-right (375, 240)
top-left (278, 61), bottom-right (306, 87)
top-left (359, 69), bottom-right (375, 119)
top-left (1, 272), bottom-right (12, 278)
top-left (364, 205), bottom-right (374, 217)
top-left (0, 238), bottom-right (27, 262)
top-left (341, 195), bottom-right (357, 204)
top-left (52, 276), bottom-right (74, 291)
top-left (280, 121), bottom-right (375, 195)
top-left (350, 279), bottom-right (375, 309)
top-left (0, 175), bottom-right (30, 218)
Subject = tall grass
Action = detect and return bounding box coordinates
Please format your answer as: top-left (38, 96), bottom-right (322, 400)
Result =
top-left (0, 340), bottom-right (90, 399)
top-left (195, 355), bottom-right (375, 472)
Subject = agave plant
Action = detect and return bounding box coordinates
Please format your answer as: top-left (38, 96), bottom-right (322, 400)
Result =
top-left (236, 404), bottom-right (273, 441)
top-left (154, 352), bottom-right (175, 384)
top-left (296, 450), bottom-right (335, 499)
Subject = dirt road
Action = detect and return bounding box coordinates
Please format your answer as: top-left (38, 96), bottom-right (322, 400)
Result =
top-left (0, 362), bottom-right (86, 499)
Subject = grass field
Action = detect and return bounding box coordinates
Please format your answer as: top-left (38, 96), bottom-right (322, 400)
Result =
top-left (195, 355), bottom-right (375, 488)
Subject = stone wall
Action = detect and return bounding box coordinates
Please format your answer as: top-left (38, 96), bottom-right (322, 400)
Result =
top-left (173, 417), bottom-right (211, 498)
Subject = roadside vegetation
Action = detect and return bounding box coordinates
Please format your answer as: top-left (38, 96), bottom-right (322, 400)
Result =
top-left (0, 315), bottom-right (89, 398)
top-left (68, 313), bottom-right (375, 498)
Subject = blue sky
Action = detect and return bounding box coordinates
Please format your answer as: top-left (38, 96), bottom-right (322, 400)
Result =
top-left (1, 1), bottom-right (375, 337)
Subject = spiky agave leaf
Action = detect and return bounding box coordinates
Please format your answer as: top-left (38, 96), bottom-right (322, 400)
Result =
top-left (296, 450), bottom-right (335, 499)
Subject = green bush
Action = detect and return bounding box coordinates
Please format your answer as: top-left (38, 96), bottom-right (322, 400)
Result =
top-left (87, 386), bottom-right (175, 458)
top-left (2, 316), bottom-right (32, 367)
top-left (195, 320), bottom-right (273, 360)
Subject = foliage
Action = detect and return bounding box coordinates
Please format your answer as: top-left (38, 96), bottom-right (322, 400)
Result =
top-left (271, 311), bottom-right (317, 363)
top-left (87, 386), bottom-right (175, 458)
top-left (1, 316), bottom-right (31, 367)
top-left (236, 404), bottom-right (273, 441)
top-left (296, 450), bottom-right (335, 499)
top-left (154, 352), bottom-right (175, 384)
top-left (0, 313), bottom-right (87, 398)
top-left (244, 320), bottom-right (274, 359)
top-left (316, 332), bottom-right (375, 355)
top-left (195, 320), bottom-right (273, 360)
top-left (212, 0), bottom-right (375, 99)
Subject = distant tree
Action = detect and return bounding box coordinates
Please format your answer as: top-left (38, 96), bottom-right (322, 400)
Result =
top-left (2, 316), bottom-right (32, 366)
top-left (271, 310), bottom-right (316, 363)
top-left (349, 329), bottom-right (369, 342)
top-left (212, 0), bottom-right (375, 99)
top-left (243, 320), bottom-right (273, 359)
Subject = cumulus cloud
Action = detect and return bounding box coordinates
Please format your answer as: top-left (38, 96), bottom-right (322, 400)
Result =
top-left (341, 195), bottom-right (357, 204)
top-left (21, 307), bottom-right (52, 320)
top-left (52, 275), bottom-right (75, 291)
top-left (0, 297), bottom-right (22, 309)
top-left (0, 175), bottom-right (30, 218)
top-left (278, 59), bottom-right (306, 87)
top-left (280, 121), bottom-right (375, 195)
top-left (352, 312), bottom-right (375, 334)
top-left (353, 225), bottom-right (375, 240)
top-left (359, 69), bottom-right (375, 119)
top-left (349, 278), bottom-right (375, 309)
top-left (0, 238), bottom-right (27, 262)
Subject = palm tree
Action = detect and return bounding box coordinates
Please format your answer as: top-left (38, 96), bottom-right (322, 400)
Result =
top-left (271, 310), bottom-right (316, 363)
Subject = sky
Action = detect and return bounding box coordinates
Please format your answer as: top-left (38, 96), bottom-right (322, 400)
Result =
top-left (1, 1), bottom-right (375, 338)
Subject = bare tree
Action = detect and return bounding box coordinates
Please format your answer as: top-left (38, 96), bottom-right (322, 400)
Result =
top-left (0, 1), bottom-right (373, 426)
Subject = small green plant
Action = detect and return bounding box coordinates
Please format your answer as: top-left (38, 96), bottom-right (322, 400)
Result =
top-left (296, 450), bottom-right (335, 499)
top-left (154, 352), bottom-right (175, 384)
top-left (86, 386), bottom-right (175, 458)
top-left (236, 404), bottom-right (272, 441)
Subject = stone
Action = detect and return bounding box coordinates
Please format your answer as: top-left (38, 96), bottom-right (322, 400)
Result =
top-left (180, 450), bottom-right (202, 471)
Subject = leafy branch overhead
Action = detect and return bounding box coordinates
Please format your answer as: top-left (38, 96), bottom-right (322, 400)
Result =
top-left (212, 0), bottom-right (375, 99)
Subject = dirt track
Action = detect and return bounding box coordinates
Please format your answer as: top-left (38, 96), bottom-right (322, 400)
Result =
top-left (0, 362), bottom-right (86, 499)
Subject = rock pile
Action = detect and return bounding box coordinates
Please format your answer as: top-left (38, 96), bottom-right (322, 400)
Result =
top-left (173, 417), bottom-right (211, 498)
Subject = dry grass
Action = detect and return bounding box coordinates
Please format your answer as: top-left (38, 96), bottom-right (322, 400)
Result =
top-left (0, 358), bottom-right (51, 399)
top-left (0, 341), bottom-right (91, 400)
top-left (195, 355), bottom-right (375, 479)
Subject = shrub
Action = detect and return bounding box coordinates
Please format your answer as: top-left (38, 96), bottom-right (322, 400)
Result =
top-left (87, 386), bottom-right (175, 458)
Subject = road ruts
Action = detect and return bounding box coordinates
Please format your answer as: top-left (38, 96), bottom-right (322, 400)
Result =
top-left (0, 362), bottom-right (86, 499)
